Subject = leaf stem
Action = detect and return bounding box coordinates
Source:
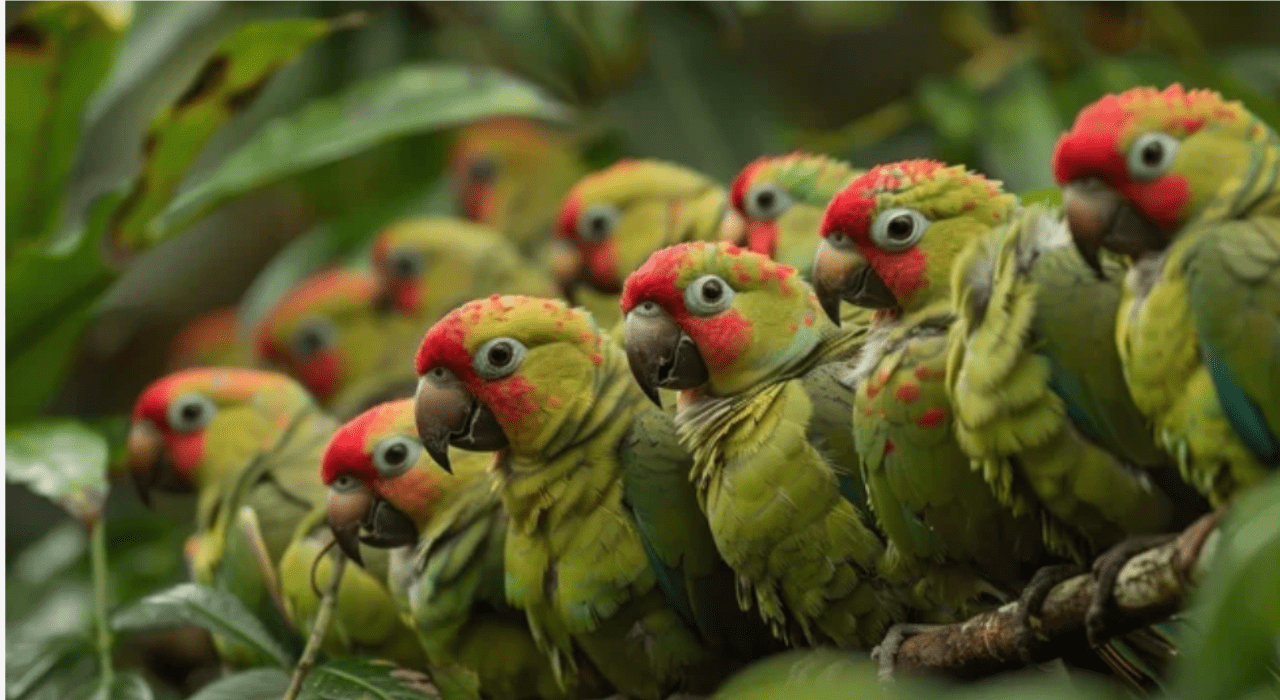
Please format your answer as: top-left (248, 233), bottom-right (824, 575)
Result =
top-left (91, 516), bottom-right (115, 692)
top-left (282, 550), bottom-right (347, 700)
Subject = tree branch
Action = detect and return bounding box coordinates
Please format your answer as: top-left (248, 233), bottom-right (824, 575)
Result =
top-left (283, 549), bottom-right (347, 700)
top-left (892, 511), bottom-right (1221, 680)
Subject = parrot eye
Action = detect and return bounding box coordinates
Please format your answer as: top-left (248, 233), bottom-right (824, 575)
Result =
top-left (869, 207), bottom-right (929, 253)
top-left (1126, 132), bottom-right (1180, 182)
top-left (467, 155), bottom-right (498, 183)
top-left (167, 393), bottom-right (216, 433)
top-left (744, 184), bottom-right (792, 221)
top-left (826, 231), bottom-right (854, 250)
top-left (684, 274), bottom-right (736, 315)
top-left (292, 319), bottom-right (336, 358)
top-left (577, 204), bottom-right (620, 244)
top-left (387, 250), bottom-right (424, 281)
top-left (329, 474), bottom-right (360, 492)
top-left (474, 337), bottom-right (528, 379)
top-left (373, 436), bottom-right (420, 477)
top-left (632, 300), bottom-right (662, 317)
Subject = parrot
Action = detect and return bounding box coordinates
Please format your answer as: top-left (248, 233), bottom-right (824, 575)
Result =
top-left (553, 159), bottom-right (747, 331)
top-left (815, 161), bottom-right (1187, 683)
top-left (1053, 84), bottom-right (1280, 507)
top-left (619, 240), bottom-right (901, 650)
top-left (449, 117), bottom-right (588, 258)
top-left (255, 268), bottom-right (424, 420)
top-left (369, 216), bottom-right (561, 327)
top-left (321, 398), bottom-right (610, 700)
top-left (729, 152), bottom-right (876, 330)
top-left (167, 306), bottom-right (252, 370)
top-left (412, 295), bottom-right (772, 700)
top-left (812, 160), bottom-right (1055, 668)
top-left (125, 368), bottom-right (428, 670)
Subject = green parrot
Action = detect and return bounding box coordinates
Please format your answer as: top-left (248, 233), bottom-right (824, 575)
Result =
top-left (553, 159), bottom-right (747, 330)
top-left (412, 295), bottom-right (768, 699)
top-left (812, 160), bottom-right (1052, 650)
top-left (167, 305), bottom-right (253, 371)
top-left (369, 216), bottom-right (561, 327)
top-left (255, 268), bottom-right (423, 419)
top-left (126, 368), bottom-right (427, 670)
top-left (1054, 84), bottom-right (1280, 507)
top-left (729, 153), bottom-right (875, 330)
top-left (450, 117), bottom-right (588, 258)
top-left (321, 398), bottom-right (604, 700)
top-left (619, 240), bottom-right (899, 649)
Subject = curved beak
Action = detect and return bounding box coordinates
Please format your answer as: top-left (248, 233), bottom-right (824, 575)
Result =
top-left (550, 241), bottom-right (583, 306)
top-left (623, 306), bottom-right (710, 407)
top-left (718, 207), bottom-right (747, 245)
top-left (127, 420), bottom-right (168, 508)
top-left (414, 371), bottom-right (508, 472)
top-left (812, 240), bottom-right (892, 324)
top-left (326, 486), bottom-right (372, 566)
top-left (1062, 178), bottom-right (1164, 278)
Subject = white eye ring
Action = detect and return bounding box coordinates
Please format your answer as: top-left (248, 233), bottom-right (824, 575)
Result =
top-left (684, 274), bottom-right (735, 316)
top-left (744, 183), bottom-right (793, 221)
top-left (1126, 132), bottom-right (1180, 182)
top-left (825, 231), bottom-right (855, 250)
top-left (577, 204), bottom-right (620, 244)
top-left (373, 436), bottom-right (420, 477)
top-left (167, 393), bottom-right (216, 433)
top-left (291, 318), bottom-right (337, 358)
top-left (473, 337), bottom-right (527, 379)
top-left (869, 207), bottom-right (930, 253)
top-left (329, 474), bottom-right (361, 492)
top-left (631, 300), bottom-right (663, 317)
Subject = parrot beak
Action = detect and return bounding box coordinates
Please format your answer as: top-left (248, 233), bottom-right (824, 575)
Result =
top-left (551, 241), bottom-right (584, 306)
top-left (623, 305), bottom-right (710, 407)
top-left (126, 420), bottom-right (194, 507)
top-left (718, 207), bottom-right (747, 245)
top-left (1062, 178), bottom-right (1164, 278)
top-left (371, 282), bottom-right (397, 315)
top-left (326, 486), bottom-right (372, 567)
top-left (414, 371), bottom-right (508, 472)
top-left (812, 239), bottom-right (891, 324)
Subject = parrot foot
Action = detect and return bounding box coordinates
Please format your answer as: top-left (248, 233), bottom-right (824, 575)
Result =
top-left (1085, 533), bottom-right (1178, 648)
top-left (872, 623), bottom-right (946, 682)
top-left (1014, 562), bottom-right (1086, 664)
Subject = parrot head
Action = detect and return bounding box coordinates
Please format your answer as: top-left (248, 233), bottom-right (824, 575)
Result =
top-left (554, 159), bottom-right (744, 297)
top-left (321, 399), bottom-right (450, 566)
top-left (620, 241), bottom-right (829, 401)
top-left (370, 217), bottom-right (520, 320)
top-left (449, 117), bottom-right (582, 247)
top-left (254, 269), bottom-right (381, 404)
top-left (1053, 84), bottom-right (1271, 273)
top-left (815, 159), bottom-right (1018, 321)
top-left (413, 295), bottom-right (608, 469)
top-left (127, 368), bottom-right (317, 507)
top-left (167, 306), bottom-right (245, 370)
top-left (730, 153), bottom-right (862, 269)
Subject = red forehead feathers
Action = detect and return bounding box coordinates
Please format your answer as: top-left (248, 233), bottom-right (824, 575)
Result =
top-left (820, 159), bottom-right (949, 241)
top-left (320, 399), bottom-right (412, 485)
top-left (255, 269), bottom-right (376, 358)
top-left (169, 307), bottom-right (239, 366)
top-left (556, 159), bottom-right (644, 241)
top-left (132, 368), bottom-right (286, 425)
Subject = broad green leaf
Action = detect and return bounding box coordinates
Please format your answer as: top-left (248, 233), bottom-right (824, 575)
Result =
top-left (952, 674), bottom-right (1127, 700)
top-left (77, 672), bottom-right (154, 700)
top-left (156, 63), bottom-right (572, 236)
top-left (916, 75), bottom-right (981, 165)
top-left (297, 657), bottom-right (439, 700)
top-left (1020, 188), bottom-right (1064, 207)
top-left (6, 633), bottom-right (93, 700)
top-left (710, 649), bottom-right (915, 700)
top-left (6, 419), bottom-right (109, 523)
top-left (102, 17), bottom-right (332, 261)
top-left (13, 521), bottom-right (88, 588)
top-left (5, 1), bottom-right (121, 248)
top-left (186, 668), bottom-right (290, 700)
top-left (1173, 474), bottom-right (1280, 700)
top-left (111, 582), bottom-right (292, 668)
top-left (976, 60), bottom-right (1063, 194)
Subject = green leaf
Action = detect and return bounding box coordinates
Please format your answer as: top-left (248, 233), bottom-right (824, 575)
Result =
top-left (1020, 188), bottom-right (1064, 207)
top-left (5, 419), bottom-right (109, 524)
top-left (186, 668), bottom-right (290, 700)
top-left (155, 63), bottom-right (572, 235)
top-left (111, 582), bottom-right (292, 668)
top-left (7, 633), bottom-right (93, 700)
top-left (5, 1), bottom-right (121, 248)
top-left (976, 60), bottom-right (1064, 194)
top-left (101, 17), bottom-right (333, 261)
top-left (298, 658), bottom-right (440, 700)
top-left (77, 672), bottom-right (154, 700)
top-left (12, 520), bottom-right (88, 588)
top-left (1173, 475), bottom-right (1280, 700)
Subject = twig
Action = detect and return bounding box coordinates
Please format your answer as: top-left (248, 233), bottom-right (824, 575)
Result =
top-left (91, 516), bottom-right (115, 694)
top-left (282, 549), bottom-right (348, 700)
top-left (892, 511), bottom-right (1221, 680)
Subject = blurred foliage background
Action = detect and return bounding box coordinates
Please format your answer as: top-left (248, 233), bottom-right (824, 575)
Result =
top-left (5, 2), bottom-right (1280, 699)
